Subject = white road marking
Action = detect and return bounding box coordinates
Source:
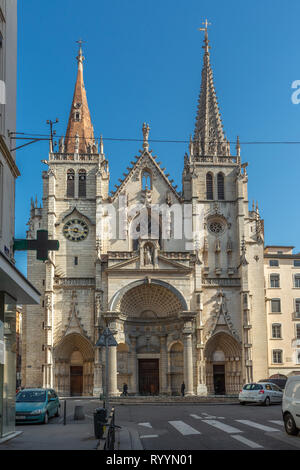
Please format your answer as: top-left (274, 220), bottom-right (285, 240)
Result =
top-left (140, 434), bottom-right (159, 439)
top-left (190, 414), bottom-right (202, 419)
top-left (269, 420), bottom-right (284, 426)
top-left (231, 435), bottom-right (263, 449)
top-left (190, 413), bottom-right (225, 420)
top-left (202, 413), bottom-right (216, 419)
top-left (236, 420), bottom-right (280, 432)
top-left (168, 420), bottom-right (201, 435)
top-left (202, 419), bottom-right (242, 434)
top-left (138, 422), bottom-right (152, 428)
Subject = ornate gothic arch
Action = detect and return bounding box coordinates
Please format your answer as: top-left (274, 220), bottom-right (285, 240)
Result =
top-left (109, 279), bottom-right (188, 316)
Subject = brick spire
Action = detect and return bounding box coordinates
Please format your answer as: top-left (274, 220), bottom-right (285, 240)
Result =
top-left (64, 44), bottom-right (96, 154)
top-left (193, 23), bottom-right (229, 157)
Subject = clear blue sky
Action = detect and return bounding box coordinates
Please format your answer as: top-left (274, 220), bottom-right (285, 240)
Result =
top-left (15, 0), bottom-right (300, 274)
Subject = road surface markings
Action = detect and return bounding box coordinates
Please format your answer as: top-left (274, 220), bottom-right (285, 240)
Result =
top-left (202, 419), bottom-right (242, 434)
top-left (231, 435), bottom-right (263, 449)
top-left (236, 420), bottom-right (280, 432)
top-left (200, 413), bottom-right (225, 420)
top-left (140, 435), bottom-right (159, 439)
top-left (168, 420), bottom-right (201, 435)
top-left (269, 420), bottom-right (284, 426)
top-left (138, 422), bottom-right (153, 428)
top-left (190, 414), bottom-right (202, 419)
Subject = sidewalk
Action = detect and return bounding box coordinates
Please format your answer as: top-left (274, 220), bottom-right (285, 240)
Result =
top-left (0, 403), bottom-right (141, 451)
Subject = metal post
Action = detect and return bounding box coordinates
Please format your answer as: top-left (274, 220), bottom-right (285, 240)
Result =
top-left (63, 399), bottom-right (66, 425)
top-left (105, 334), bottom-right (109, 412)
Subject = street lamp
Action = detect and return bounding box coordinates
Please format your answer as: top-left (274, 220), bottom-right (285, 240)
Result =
top-left (96, 327), bottom-right (118, 412)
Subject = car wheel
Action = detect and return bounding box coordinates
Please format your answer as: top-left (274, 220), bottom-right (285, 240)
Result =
top-left (264, 397), bottom-right (270, 406)
top-left (43, 412), bottom-right (49, 424)
top-left (284, 413), bottom-right (299, 436)
top-left (55, 406), bottom-right (60, 418)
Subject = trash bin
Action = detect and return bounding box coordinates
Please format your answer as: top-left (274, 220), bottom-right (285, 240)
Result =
top-left (94, 407), bottom-right (107, 439)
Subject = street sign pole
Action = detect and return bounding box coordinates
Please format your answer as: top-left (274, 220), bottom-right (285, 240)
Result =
top-left (105, 333), bottom-right (109, 412)
top-left (96, 327), bottom-right (118, 414)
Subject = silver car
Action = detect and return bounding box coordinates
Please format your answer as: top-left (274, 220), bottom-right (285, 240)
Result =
top-left (239, 382), bottom-right (283, 406)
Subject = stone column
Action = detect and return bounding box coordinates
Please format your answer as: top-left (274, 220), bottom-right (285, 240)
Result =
top-left (183, 333), bottom-right (194, 396)
top-left (180, 311), bottom-right (197, 396)
top-left (108, 345), bottom-right (119, 396)
top-left (159, 335), bottom-right (168, 394)
top-left (129, 337), bottom-right (138, 394)
top-left (103, 312), bottom-right (120, 397)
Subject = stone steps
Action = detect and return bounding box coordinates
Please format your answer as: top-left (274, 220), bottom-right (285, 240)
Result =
top-left (108, 395), bottom-right (239, 405)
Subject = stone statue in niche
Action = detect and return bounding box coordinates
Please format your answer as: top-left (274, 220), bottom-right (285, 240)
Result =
top-left (45, 295), bottom-right (51, 311)
top-left (96, 239), bottom-right (101, 259)
top-left (95, 294), bottom-right (103, 316)
top-left (144, 244), bottom-right (153, 266)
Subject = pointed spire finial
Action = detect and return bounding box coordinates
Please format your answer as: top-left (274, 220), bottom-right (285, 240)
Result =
top-left (236, 135), bottom-right (240, 156)
top-left (142, 122), bottom-right (150, 151)
top-left (189, 135), bottom-right (194, 157)
top-left (100, 135), bottom-right (104, 154)
top-left (76, 39), bottom-right (85, 70)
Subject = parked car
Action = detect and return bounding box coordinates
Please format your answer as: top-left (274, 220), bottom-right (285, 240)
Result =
top-left (16, 388), bottom-right (60, 424)
top-left (258, 378), bottom-right (287, 391)
top-left (239, 382), bottom-right (283, 406)
top-left (282, 375), bottom-right (300, 435)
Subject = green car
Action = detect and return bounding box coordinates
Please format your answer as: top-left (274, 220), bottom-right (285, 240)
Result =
top-left (16, 388), bottom-right (60, 424)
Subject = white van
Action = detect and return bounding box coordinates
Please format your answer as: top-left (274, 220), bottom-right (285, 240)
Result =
top-left (282, 375), bottom-right (300, 435)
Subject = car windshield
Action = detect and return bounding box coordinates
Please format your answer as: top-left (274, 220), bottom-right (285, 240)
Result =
top-left (243, 384), bottom-right (262, 390)
top-left (16, 391), bottom-right (46, 402)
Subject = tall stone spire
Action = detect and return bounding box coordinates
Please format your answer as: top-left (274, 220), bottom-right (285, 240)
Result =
top-left (64, 43), bottom-right (96, 154)
top-left (193, 21), bottom-right (228, 157)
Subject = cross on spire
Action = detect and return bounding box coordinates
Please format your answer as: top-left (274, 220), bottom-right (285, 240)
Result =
top-left (198, 18), bottom-right (211, 34)
top-left (76, 38), bottom-right (86, 49)
top-left (198, 19), bottom-right (211, 53)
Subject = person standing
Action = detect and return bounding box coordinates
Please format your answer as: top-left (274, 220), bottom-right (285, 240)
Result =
top-left (123, 383), bottom-right (128, 396)
top-left (181, 382), bottom-right (185, 397)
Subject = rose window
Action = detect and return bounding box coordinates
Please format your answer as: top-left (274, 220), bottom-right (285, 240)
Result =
top-left (208, 221), bottom-right (224, 235)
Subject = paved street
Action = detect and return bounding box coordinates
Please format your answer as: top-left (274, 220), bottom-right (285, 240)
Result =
top-left (1, 399), bottom-right (300, 450)
top-left (116, 402), bottom-right (300, 451)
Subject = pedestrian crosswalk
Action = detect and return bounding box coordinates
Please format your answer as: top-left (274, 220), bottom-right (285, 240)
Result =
top-left (201, 419), bottom-right (242, 434)
top-left (235, 420), bottom-right (280, 432)
top-left (138, 414), bottom-right (289, 450)
top-left (168, 421), bottom-right (201, 435)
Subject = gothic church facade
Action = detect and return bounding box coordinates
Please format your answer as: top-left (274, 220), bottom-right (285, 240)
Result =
top-left (22, 32), bottom-right (268, 396)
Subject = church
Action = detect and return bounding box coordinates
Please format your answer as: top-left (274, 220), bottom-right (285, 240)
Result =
top-left (22, 28), bottom-right (268, 397)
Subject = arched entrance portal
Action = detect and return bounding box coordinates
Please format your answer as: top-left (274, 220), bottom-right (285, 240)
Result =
top-left (204, 332), bottom-right (242, 395)
top-left (54, 333), bottom-right (94, 396)
top-left (109, 279), bottom-right (188, 396)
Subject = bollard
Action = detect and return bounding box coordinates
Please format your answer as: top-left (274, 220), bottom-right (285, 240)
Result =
top-left (63, 400), bottom-right (66, 425)
top-left (74, 405), bottom-right (85, 420)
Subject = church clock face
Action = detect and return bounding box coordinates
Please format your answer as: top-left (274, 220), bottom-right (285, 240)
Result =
top-left (63, 219), bottom-right (89, 242)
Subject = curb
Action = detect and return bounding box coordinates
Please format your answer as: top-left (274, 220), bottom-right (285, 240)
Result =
top-left (117, 426), bottom-right (143, 450)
